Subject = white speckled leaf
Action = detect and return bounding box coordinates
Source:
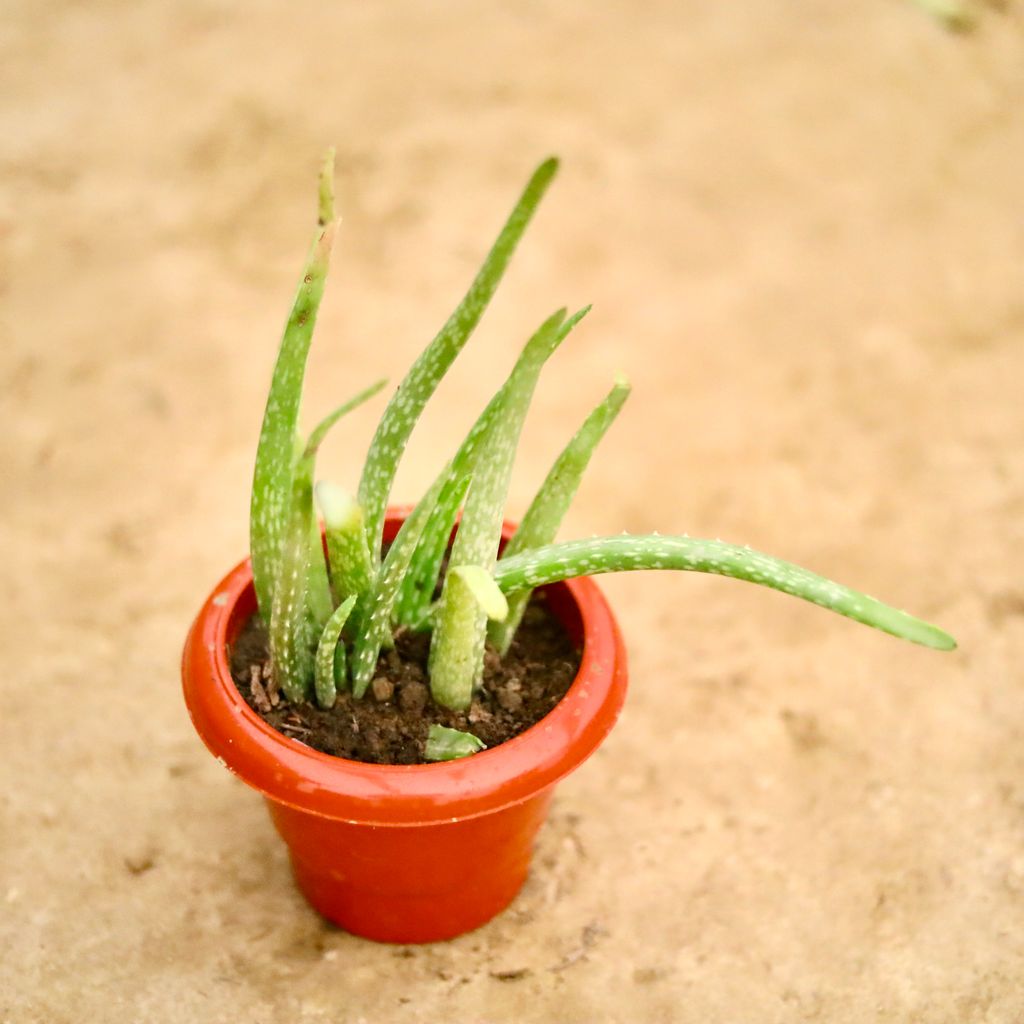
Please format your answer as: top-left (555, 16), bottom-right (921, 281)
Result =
top-left (268, 473), bottom-right (317, 703)
top-left (314, 594), bottom-right (356, 709)
top-left (349, 468), bottom-right (471, 697)
top-left (395, 307), bottom-right (590, 628)
top-left (490, 375), bottom-right (631, 653)
top-left (250, 153), bottom-right (339, 620)
top-left (356, 158), bottom-right (559, 568)
top-left (300, 381), bottom-right (388, 631)
top-left (428, 306), bottom-right (590, 710)
top-left (492, 535), bottom-right (957, 651)
top-left (316, 482), bottom-right (375, 634)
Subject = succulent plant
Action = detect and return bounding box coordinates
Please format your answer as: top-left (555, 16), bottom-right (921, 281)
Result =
top-left (248, 152), bottom-right (955, 757)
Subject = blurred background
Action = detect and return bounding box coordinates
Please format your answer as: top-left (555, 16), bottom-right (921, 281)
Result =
top-left (2, 2), bottom-right (1023, 1021)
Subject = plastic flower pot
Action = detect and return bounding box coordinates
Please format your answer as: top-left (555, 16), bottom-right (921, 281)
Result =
top-left (181, 512), bottom-right (628, 943)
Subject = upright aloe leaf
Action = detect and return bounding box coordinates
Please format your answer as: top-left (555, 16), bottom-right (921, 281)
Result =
top-left (268, 474), bottom-right (317, 704)
top-left (315, 482), bottom-right (375, 642)
top-left (349, 469), bottom-right (471, 697)
top-left (492, 535), bottom-right (957, 651)
top-left (391, 425), bottom-right (493, 631)
top-left (250, 153), bottom-right (339, 620)
top-left (428, 307), bottom-right (589, 711)
top-left (295, 381), bottom-right (387, 630)
top-left (490, 374), bottom-right (631, 654)
top-left (356, 157), bottom-right (560, 567)
top-left (394, 306), bottom-right (592, 629)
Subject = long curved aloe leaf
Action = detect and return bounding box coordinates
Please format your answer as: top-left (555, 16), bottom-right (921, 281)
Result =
top-left (492, 536), bottom-right (957, 651)
top-left (314, 594), bottom-right (356, 709)
top-left (250, 154), bottom-right (339, 620)
top-left (428, 307), bottom-right (590, 711)
top-left (395, 304), bottom-right (593, 629)
top-left (490, 374), bottom-right (631, 654)
top-left (356, 157), bottom-right (560, 567)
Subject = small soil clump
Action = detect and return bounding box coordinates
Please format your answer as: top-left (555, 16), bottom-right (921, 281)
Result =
top-left (229, 591), bottom-right (581, 765)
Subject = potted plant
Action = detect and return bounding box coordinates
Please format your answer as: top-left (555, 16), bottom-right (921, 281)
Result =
top-left (181, 153), bottom-right (955, 944)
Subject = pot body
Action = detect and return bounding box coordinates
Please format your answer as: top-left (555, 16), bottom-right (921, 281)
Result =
top-left (182, 513), bottom-right (628, 943)
top-left (267, 791), bottom-right (554, 942)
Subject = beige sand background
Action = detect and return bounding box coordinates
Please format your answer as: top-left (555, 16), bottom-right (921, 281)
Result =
top-left (3, 2), bottom-right (1024, 1021)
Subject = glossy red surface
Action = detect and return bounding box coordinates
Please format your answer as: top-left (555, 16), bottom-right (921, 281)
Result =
top-left (181, 513), bottom-right (628, 942)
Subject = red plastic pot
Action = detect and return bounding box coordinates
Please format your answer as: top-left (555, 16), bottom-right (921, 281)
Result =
top-left (182, 512), bottom-right (628, 944)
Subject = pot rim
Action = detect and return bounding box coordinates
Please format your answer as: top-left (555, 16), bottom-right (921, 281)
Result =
top-left (182, 512), bottom-right (628, 826)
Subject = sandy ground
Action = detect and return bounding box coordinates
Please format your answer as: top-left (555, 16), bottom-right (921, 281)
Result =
top-left (2, 2), bottom-right (1024, 1021)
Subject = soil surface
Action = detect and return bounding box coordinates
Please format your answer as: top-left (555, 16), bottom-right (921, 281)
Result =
top-left (229, 594), bottom-right (580, 764)
top-left (4, 3), bottom-right (1024, 1023)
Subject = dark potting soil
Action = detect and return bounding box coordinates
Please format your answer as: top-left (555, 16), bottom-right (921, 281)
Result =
top-left (228, 592), bottom-right (581, 765)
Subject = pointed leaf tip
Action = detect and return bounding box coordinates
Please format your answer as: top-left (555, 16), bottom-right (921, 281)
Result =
top-left (537, 156), bottom-right (560, 178)
top-left (318, 148), bottom-right (336, 225)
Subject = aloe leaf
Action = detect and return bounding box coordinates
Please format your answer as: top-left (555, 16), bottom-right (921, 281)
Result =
top-left (428, 307), bottom-right (589, 711)
top-left (304, 378), bottom-right (387, 458)
top-left (295, 380), bottom-right (389, 630)
top-left (268, 474), bottom-right (317, 704)
top-left (250, 153), bottom-right (339, 620)
top-left (395, 304), bottom-right (592, 629)
top-left (392, 386), bottom-right (508, 629)
top-left (356, 157), bottom-right (560, 566)
top-left (314, 594), bottom-right (357, 708)
top-left (490, 374), bottom-right (631, 654)
top-left (492, 536), bottom-right (957, 651)
top-left (349, 470), bottom-right (471, 697)
top-left (315, 482), bottom-right (375, 612)
top-left (424, 724), bottom-right (486, 762)
top-left (318, 146), bottom-right (335, 225)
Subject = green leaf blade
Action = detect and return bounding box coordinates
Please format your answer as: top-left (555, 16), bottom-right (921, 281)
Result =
top-left (492, 535), bottom-right (957, 652)
top-left (490, 374), bottom-right (631, 653)
top-left (268, 475), bottom-right (318, 704)
top-left (304, 378), bottom-right (387, 458)
top-left (356, 158), bottom-right (560, 566)
top-left (296, 381), bottom-right (388, 632)
top-left (316, 482), bottom-right (375, 621)
top-left (424, 724), bottom-right (486, 762)
top-left (394, 306), bottom-right (591, 630)
top-left (314, 594), bottom-right (357, 709)
top-left (250, 192), bottom-right (339, 619)
top-left (349, 469), bottom-right (471, 697)
top-left (428, 307), bottom-right (588, 710)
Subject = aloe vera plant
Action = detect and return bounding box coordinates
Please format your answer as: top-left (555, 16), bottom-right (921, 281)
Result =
top-left (248, 152), bottom-right (955, 757)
